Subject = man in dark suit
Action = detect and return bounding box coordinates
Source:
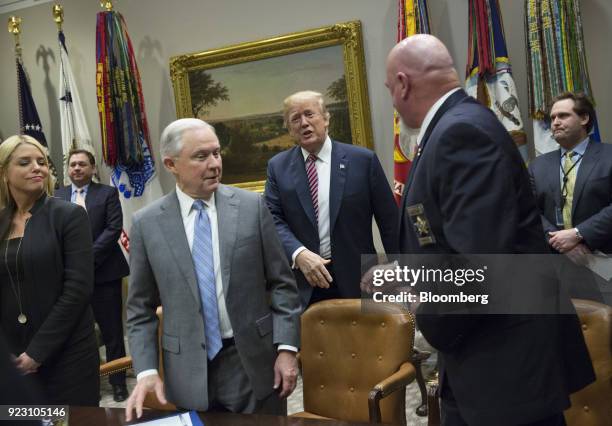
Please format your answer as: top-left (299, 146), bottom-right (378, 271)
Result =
top-left (125, 119), bottom-right (301, 421)
top-left (529, 92), bottom-right (611, 304)
top-left (385, 35), bottom-right (594, 425)
top-left (265, 90), bottom-right (398, 308)
top-left (56, 149), bottom-right (130, 402)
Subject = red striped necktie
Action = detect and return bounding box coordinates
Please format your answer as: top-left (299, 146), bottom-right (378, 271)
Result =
top-left (305, 153), bottom-right (319, 223)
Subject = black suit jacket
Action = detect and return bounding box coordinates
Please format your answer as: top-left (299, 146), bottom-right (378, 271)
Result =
top-left (56, 182), bottom-right (129, 283)
top-left (528, 140), bottom-right (612, 253)
top-left (399, 90), bottom-right (594, 425)
top-left (265, 140), bottom-right (398, 306)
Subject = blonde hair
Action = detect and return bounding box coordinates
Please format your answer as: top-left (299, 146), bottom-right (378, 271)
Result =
top-left (282, 90), bottom-right (330, 128)
top-left (0, 135), bottom-right (54, 210)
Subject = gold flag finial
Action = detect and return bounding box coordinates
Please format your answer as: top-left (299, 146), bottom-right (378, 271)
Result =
top-left (8, 16), bottom-right (22, 57)
top-left (53, 4), bottom-right (64, 30)
top-left (100, 1), bottom-right (113, 11)
top-left (8, 16), bottom-right (21, 35)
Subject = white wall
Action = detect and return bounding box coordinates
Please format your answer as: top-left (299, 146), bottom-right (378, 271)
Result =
top-left (0, 0), bottom-right (610, 190)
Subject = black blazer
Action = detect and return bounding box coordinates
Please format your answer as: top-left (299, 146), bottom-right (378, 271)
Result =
top-left (265, 140), bottom-right (398, 306)
top-left (56, 182), bottom-right (129, 283)
top-left (528, 140), bottom-right (612, 253)
top-left (11, 195), bottom-right (97, 365)
top-left (399, 90), bottom-right (594, 425)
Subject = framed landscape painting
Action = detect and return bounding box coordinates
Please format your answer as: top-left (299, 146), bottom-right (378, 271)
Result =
top-left (170, 21), bottom-right (373, 191)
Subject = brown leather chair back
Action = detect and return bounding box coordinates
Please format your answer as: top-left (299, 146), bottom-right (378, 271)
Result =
top-left (300, 299), bottom-right (415, 424)
top-left (564, 299), bottom-right (612, 425)
top-left (143, 306), bottom-right (176, 411)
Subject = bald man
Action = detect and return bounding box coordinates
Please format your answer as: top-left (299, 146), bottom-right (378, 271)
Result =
top-left (385, 35), bottom-right (594, 425)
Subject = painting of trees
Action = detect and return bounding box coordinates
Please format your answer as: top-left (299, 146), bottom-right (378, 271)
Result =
top-left (188, 70), bottom-right (230, 118)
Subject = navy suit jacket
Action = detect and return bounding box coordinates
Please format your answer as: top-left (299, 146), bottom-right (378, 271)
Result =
top-left (529, 140), bottom-right (612, 253)
top-left (399, 90), bottom-right (594, 425)
top-left (56, 182), bottom-right (129, 284)
top-left (265, 140), bottom-right (398, 306)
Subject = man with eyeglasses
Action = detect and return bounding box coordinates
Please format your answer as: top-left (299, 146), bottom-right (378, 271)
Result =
top-left (265, 90), bottom-right (398, 309)
top-left (529, 91), bottom-right (612, 304)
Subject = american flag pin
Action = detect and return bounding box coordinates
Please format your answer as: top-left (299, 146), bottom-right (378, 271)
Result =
top-left (340, 164), bottom-right (345, 169)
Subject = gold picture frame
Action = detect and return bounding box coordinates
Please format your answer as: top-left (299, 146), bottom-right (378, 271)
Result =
top-left (169, 20), bottom-right (373, 192)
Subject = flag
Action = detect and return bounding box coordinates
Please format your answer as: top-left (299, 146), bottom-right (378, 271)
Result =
top-left (525, 0), bottom-right (600, 156)
top-left (58, 29), bottom-right (95, 184)
top-left (393, 0), bottom-right (431, 203)
top-left (466, 0), bottom-right (528, 162)
top-left (17, 57), bottom-right (58, 184)
top-left (96, 9), bottom-right (163, 255)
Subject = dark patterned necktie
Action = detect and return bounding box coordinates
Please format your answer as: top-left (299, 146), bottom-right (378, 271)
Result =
top-left (305, 154), bottom-right (319, 223)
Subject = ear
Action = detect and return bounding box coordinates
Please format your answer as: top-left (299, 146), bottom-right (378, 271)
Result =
top-left (163, 156), bottom-right (176, 174)
top-left (397, 72), bottom-right (411, 100)
top-left (579, 114), bottom-right (590, 128)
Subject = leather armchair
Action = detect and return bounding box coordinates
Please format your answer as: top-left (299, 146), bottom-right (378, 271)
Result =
top-left (99, 306), bottom-right (176, 411)
top-left (564, 299), bottom-right (612, 426)
top-left (291, 299), bottom-right (418, 425)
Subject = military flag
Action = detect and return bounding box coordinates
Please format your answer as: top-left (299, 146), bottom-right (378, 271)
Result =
top-left (393, 0), bottom-right (431, 203)
top-left (526, 0), bottom-right (600, 156)
top-left (466, 0), bottom-right (528, 161)
top-left (96, 6), bottom-right (162, 254)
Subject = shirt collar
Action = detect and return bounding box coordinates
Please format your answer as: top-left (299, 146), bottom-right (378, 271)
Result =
top-left (416, 87), bottom-right (462, 146)
top-left (175, 185), bottom-right (216, 220)
top-left (71, 183), bottom-right (90, 194)
top-left (301, 135), bottom-right (331, 163)
top-left (560, 137), bottom-right (590, 157)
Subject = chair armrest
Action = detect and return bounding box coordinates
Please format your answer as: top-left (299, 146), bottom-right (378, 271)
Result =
top-left (368, 361), bottom-right (417, 423)
top-left (100, 356), bottom-right (132, 377)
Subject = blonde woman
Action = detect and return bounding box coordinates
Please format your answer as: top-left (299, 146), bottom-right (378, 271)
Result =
top-left (0, 135), bottom-right (99, 405)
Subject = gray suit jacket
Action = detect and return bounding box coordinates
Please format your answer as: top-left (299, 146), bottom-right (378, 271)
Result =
top-left (127, 184), bottom-right (301, 410)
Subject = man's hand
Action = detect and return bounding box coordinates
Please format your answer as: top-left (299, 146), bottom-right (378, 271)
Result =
top-left (273, 350), bottom-right (298, 398)
top-left (125, 374), bottom-right (167, 422)
top-left (295, 250), bottom-right (332, 288)
top-left (548, 229), bottom-right (581, 253)
top-left (360, 262), bottom-right (396, 294)
top-left (564, 243), bottom-right (592, 266)
top-left (14, 352), bottom-right (40, 375)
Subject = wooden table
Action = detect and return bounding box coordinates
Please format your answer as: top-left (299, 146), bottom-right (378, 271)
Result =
top-left (68, 406), bottom-right (388, 425)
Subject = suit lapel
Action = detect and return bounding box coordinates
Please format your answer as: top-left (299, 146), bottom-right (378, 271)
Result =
top-left (572, 141), bottom-right (600, 217)
top-left (329, 141), bottom-right (347, 234)
top-left (84, 182), bottom-right (98, 210)
top-left (215, 185), bottom-right (239, 296)
top-left (402, 89), bottom-right (469, 196)
top-left (157, 192), bottom-right (200, 304)
top-left (290, 147), bottom-right (318, 228)
top-left (548, 150), bottom-right (562, 206)
top-left (399, 89), bottom-right (469, 233)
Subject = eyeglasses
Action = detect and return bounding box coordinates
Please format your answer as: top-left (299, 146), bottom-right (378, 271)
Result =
top-left (288, 111), bottom-right (320, 127)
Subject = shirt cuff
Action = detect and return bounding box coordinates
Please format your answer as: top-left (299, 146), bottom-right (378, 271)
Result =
top-left (291, 246), bottom-right (307, 269)
top-left (278, 344), bottom-right (298, 353)
top-left (137, 369), bottom-right (159, 381)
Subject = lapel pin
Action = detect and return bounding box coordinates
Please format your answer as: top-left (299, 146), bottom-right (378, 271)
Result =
top-left (340, 164), bottom-right (345, 169)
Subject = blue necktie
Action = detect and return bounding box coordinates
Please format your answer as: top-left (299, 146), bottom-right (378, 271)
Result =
top-left (192, 200), bottom-right (223, 360)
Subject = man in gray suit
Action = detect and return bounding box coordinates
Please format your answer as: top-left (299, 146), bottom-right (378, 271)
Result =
top-left (125, 118), bottom-right (301, 421)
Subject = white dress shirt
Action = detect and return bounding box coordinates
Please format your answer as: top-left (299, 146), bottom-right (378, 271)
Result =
top-left (291, 136), bottom-right (332, 264)
top-left (175, 185), bottom-right (233, 338)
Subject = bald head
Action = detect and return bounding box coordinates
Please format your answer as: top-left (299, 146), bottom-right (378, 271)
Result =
top-left (385, 34), bottom-right (460, 127)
